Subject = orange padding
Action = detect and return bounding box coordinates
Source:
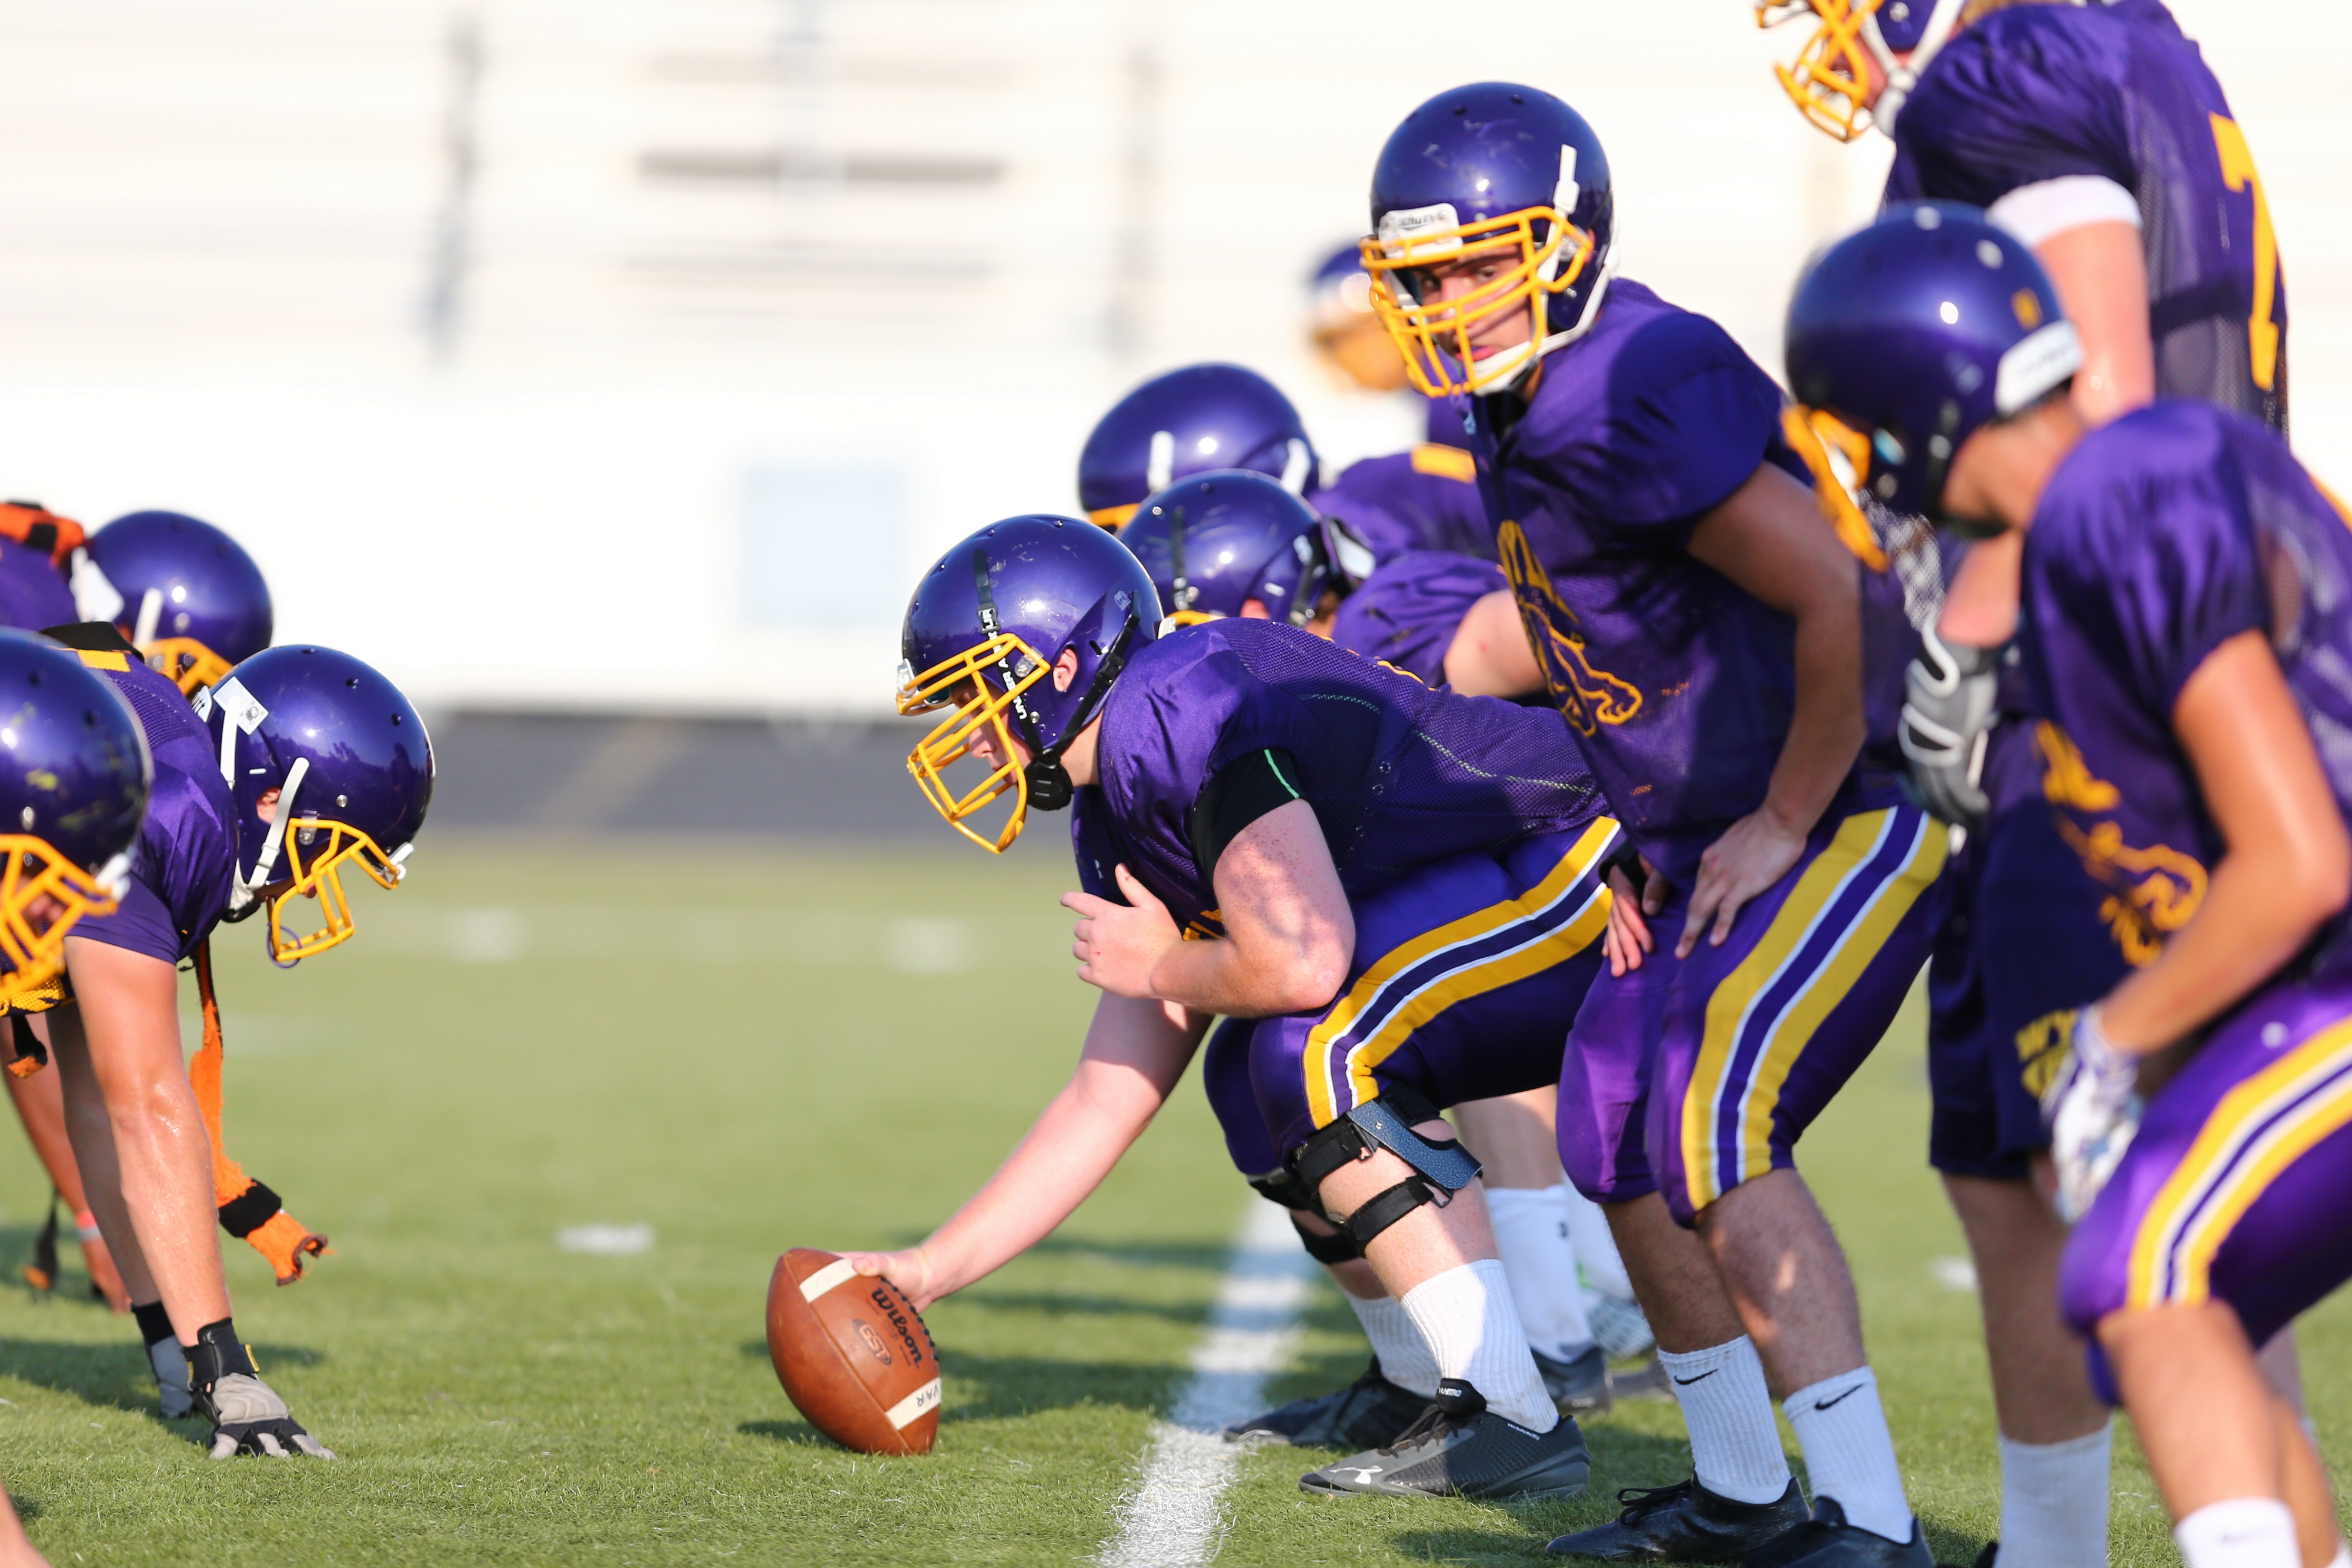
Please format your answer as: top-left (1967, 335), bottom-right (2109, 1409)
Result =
top-left (191, 940), bottom-right (330, 1285)
top-left (0, 502), bottom-right (86, 569)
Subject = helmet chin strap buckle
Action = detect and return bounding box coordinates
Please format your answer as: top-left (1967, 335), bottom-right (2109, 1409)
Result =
top-left (1023, 756), bottom-right (1074, 813)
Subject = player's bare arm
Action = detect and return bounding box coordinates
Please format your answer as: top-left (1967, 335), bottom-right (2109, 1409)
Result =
top-left (1677, 462), bottom-right (1866, 955)
top-left (844, 993), bottom-right (1207, 1310)
top-left (1442, 589), bottom-right (1543, 699)
top-left (2033, 221), bottom-right (2154, 426)
top-left (2096, 631), bottom-right (2350, 1055)
top-left (1066, 800), bottom-right (1352, 1016)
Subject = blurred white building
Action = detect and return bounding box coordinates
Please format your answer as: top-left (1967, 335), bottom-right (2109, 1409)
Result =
top-left (0, 0), bottom-right (2340, 715)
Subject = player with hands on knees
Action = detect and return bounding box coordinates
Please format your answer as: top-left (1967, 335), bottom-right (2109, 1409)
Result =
top-left (1786, 202), bottom-right (2349, 1568)
top-left (849, 517), bottom-right (1647, 1500)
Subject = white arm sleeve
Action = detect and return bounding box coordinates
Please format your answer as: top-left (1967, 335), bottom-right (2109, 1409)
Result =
top-left (1986, 175), bottom-right (2141, 248)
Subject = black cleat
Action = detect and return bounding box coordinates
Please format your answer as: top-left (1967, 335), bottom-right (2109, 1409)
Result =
top-left (1535, 1343), bottom-right (1612, 1415)
top-left (1299, 1378), bottom-right (1589, 1500)
top-left (1549, 1476), bottom-right (1810, 1560)
top-left (1223, 1356), bottom-right (1426, 1449)
top-left (1738, 1500), bottom-right (1930, 1568)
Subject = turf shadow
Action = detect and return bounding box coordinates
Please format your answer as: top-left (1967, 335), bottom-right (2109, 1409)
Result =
top-left (1384, 1427), bottom-right (1714, 1563)
top-left (735, 1342), bottom-right (1190, 1423)
top-left (0, 1337), bottom-right (322, 1416)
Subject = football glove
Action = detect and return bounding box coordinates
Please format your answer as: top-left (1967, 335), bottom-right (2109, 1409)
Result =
top-left (2042, 1006), bottom-right (2142, 1223)
top-left (1899, 631), bottom-right (2001, 831)
top-left (196, 1370), bottom-right (335, 1460)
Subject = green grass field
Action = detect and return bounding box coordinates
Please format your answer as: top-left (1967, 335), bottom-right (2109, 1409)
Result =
top-left (0, 837), bottom-right (2341, 1565)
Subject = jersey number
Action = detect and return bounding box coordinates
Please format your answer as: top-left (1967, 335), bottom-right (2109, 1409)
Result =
top-left (2209, 114), bottom-right (2280, 393)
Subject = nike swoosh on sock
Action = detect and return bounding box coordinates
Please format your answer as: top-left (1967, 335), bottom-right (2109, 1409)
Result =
top-left (1812, 1385), bottom-right (1862, 1412)
top-left (1672, 1370), bottom-right (1718, 1386)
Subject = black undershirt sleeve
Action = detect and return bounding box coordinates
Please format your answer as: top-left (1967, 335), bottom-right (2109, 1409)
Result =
top-left (1189, 747), bottom-right (1305, 880)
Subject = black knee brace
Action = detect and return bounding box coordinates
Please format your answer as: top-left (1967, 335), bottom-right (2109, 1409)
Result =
top-left (1288, 1211), bottom-right (1363, 1264)
top-left (1246, 1166), bottom-right (1319, 1213)
top-left (1289, 1088), bottom-right (1483, 1249)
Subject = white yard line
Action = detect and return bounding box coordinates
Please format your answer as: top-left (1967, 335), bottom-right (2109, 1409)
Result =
top-left (1098, 1203), bottom-right (1319, 1568)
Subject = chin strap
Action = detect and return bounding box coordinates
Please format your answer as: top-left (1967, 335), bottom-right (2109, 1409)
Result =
top-left (1021, 612), bottom-right (1138, 813)
top-left (190, 940), bottom-right (329, 1285)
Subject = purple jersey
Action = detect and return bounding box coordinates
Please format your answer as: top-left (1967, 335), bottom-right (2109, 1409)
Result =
top-left (1071, 618), bottom-right (1605, 935)
top-left (0, 541), bottom-right (75, 631)
top-left (2019, 402), bottom-right (2352, 971)
top-left (1468, 277), bottom-right (1899, 884)
top-left (1309, 444), bottom-right (1493, 565)
top-left (71, 648), bottom-right (235, 962)
top-left (1886, 0), bottom-right (2286, 433)
top-left (1325, 550), bottom-right (1506, 686)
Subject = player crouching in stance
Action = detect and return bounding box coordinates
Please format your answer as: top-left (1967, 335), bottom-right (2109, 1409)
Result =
top-left (852, 516), bottom-right (1644, 1500)
top-left (0, 630), bottom-right (159, 1564)
top-left (1117, 473), bottom-right (1630, 1424)
top-left (1788, 205), bottom-right (2350, 1568)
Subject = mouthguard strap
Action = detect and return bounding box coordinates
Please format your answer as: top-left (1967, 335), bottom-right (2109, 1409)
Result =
top-left (190, 939), bottom-right (329, 1285)
top-left (245, 755), bottom-right (307, 895)
top-left (970, 548), bottom-right (1047, 757)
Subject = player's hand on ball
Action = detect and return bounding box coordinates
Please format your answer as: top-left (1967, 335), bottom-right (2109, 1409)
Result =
top-left (1679, 811), bottom-right (1808, 958)
top-left (1603, 867), bottom-right (1653, 977)
top-left (2042, 1005), bottom-right (2142, 1222)
top-left (1061, 865), bottom-right (1180, 998)
top-left (845, 1248), bottom-right (942, 1311)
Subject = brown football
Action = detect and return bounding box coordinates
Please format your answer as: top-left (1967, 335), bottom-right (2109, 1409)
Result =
top-left (766, 1249), bottom-right (943, 1455)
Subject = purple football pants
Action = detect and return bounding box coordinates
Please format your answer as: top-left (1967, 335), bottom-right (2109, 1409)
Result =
top-left (1559, 804), bottom-right (1947, 1225)
top-left (2062, 969), bottom-right (2352, 1402)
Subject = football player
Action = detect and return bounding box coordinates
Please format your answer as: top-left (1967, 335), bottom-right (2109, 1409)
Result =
top-left (1117, 473), bottom-right (1638, 1422)
top-left (75, 509), bottom-right (275, 696)
top-left (0, 628), bottom-right (156, 1565)
top-left (854, 517), bottom-right (1649, 1499)
top-left (1363, 84), bottom-right (1942, 1567)
top-left (1759, 8), bottom-right (2297, 1561)
top-left (1786, 201), bottom-right (2347, 1568)
top-left (1081, 371), bottom-right (1634, 1348)
top-left (1078, 361), bottom-right (1492, 565)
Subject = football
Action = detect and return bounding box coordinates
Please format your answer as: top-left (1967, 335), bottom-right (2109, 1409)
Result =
top-left (766, 1249), bottom-right (943, 1455)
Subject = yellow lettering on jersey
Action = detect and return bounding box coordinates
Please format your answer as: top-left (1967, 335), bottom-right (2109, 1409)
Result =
top-left (1494, 521), bottom-right (1642, 735)
top-left (74, 650), bottom-right (128, 673)
top-left (2210, 114), bottom-right (2281, 394)
top-left (1409, 443), bottom-right (1478, 484)
top-left (2036, 721), bottom-right (2206, 966)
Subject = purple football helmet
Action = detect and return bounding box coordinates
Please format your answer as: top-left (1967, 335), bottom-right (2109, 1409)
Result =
top-left (198, 645), bottom-right (433, 965)
top-left (897, 516), bottom-right (1160, 852)
top-left (76, 510), bottom-right (273, 698)
top-left (0, 631), bottom-right (149, 1005)
top-left (0, 537), bottom-right (78, 632)
top-left (1757, 0), bottom-right (1968, 143)
top-left (1784, 202), bottom-right (2080, 519)
top-left (1364, 83), bottom-right (1615, 397)
top-left (1118, 471), bottom-right (1352, 628)
top-left (1077, 365), bottom-right (1319, 531)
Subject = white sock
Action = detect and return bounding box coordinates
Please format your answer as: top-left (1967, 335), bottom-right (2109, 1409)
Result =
top-left (1486, 1185), bottom-right (1596, 1360)
top-left (1783, 1369), bottom-right (1912, 1544)
top-left (1563, 1186), bottom-right (1635, 1300)
top-left (1659, 1337), bottom-right (1792, 1505)
top-left (1400, 1259), bottom-right (1558, 1432)
top-left (2174, 1499), bottom-right (2300, 1568)
top-left (1998, 1423), bottom-right (2112, 1568)
top-left (1347, 1292), bottom-right (1439, 1399)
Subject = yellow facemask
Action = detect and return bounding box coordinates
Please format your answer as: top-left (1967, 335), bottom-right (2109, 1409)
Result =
top-left (1361, 210), bottom-right (1597, 399)
top-left (1781, 406), bottom-right (1890, 571)
top-left (898, 633), bottom-right (1054, 854)
top-left (259, 817), bottom-right (407, 965)
top-left (1757, 0), bottom-right (1883, 142)
top-left (1087, 505), bottom-right (1138, 533)
top-left (141, 637), bottom-right (233, 699)
top-left (0, 836), bottom-right (120, 1010)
